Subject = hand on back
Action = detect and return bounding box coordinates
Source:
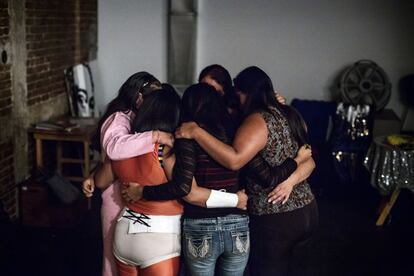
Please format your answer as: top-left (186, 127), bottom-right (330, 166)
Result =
top-left (121, 182), bottom-right (143, 203)
top-left (236, 189), bottom-right (248, 210)
top-left (275, 91), bottom-right (286, 105)
top-left (175, 122), bottom-right (199, 139)
top-left (295, 144), bottom-right (312, 164)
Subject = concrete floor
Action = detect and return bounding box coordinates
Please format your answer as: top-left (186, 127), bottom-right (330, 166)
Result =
top-left (1, 168), bottom-right (413, 276)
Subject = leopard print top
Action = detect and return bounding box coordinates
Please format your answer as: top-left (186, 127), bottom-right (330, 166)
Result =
top-left (246, 106), bottom-right (314, 215)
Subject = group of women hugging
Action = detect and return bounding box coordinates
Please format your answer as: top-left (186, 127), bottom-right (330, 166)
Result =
top-left (82, 64), bottom-right (319, 276)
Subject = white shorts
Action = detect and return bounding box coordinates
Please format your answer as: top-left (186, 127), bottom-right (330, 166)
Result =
top-left (113, 209), bottom-right (181, 268)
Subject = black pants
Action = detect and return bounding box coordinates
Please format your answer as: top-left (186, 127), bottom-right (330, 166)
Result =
top-left (248, 200), bottom-right (319, 276)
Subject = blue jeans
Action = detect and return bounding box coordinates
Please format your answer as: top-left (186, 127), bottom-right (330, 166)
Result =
top-left (182, 214), bottom-right (250, 276)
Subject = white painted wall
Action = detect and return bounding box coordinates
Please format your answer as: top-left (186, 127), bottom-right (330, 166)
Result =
top-left (93, 0), bottom-right (167, 114)
top-left (196, 0), bottom-right (414, 121)
top-left (93, 0), bottom-right (414, 128)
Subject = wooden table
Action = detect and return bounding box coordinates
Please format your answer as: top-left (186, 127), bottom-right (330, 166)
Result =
top-left (364, 135), bottom-right (414, 226)
top-left (30, 117), bottom-right (99, 182)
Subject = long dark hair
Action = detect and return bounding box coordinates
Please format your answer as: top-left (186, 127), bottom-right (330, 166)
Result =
top-left (198, 64), bottom-right (241, 115)
top-left (234, 66), bottom-right (308, 146)
top-left (93, 72), bottom-right (161, 151)
top-left (283, 106), bottom-right (309, 147)
top-left (132, 83), bottom-right (181, 134)
top-left (233, 66), bottom-right (279, 116)
top-left (181, 83), bottom-right (235, 143)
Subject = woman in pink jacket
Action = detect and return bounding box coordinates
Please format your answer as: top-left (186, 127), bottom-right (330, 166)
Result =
top-left (82, 71), bottom-right (173, 276)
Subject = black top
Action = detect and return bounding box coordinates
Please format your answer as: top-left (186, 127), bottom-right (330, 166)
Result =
top-left (143, 137), bottom-right (297, 218)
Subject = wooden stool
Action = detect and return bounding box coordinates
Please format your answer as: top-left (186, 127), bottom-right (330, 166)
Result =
top-left (30, 117), bottom-right (99, 208)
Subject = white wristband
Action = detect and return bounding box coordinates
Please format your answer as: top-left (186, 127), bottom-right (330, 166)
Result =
top-left (206, 190), bottom-right (238, 208)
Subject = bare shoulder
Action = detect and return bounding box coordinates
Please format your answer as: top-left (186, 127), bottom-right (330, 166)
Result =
top-left (241, 112), bottom-right (267, 129)
top-left (236, 112), bottom-right (268, 142)
top-left (233, 112), bottom-right (268, 159)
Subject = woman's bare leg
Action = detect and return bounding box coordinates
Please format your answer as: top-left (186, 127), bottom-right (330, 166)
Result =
top-left (115, 258), bottom-right (139, 276)
top-left (140, 257), bottom-right (180, 276)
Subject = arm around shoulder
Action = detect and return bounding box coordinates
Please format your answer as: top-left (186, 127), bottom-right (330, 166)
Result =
top-left (101, 112), bottom-right (154, 160)
top-left (191, 113), bottom-right (268, 170)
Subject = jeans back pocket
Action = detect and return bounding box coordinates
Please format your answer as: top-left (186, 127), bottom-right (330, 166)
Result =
top-left (231, 230), bottom-right (250, 255)
top-left (184, 233), bottom-right (213, 259)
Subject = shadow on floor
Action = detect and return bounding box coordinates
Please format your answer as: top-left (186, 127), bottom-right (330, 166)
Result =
top-left (1, 176), bottom-right (413, 276)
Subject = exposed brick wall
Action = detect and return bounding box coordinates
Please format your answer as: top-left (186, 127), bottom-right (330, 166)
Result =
top-left (0, 140), bottom-right (16, 217)
top-left (0, 64), bottom-right (11, 116)
top-left (0, 0), bottom-right (97, 219)
top-left (0, 0), bottom-right (15, 218)
top-left (25, 0), bottom-right (97, 106)
top-left (0, 0), bottom-right (9, 43)
top-left (0, 0), bottom-right (11, 117)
